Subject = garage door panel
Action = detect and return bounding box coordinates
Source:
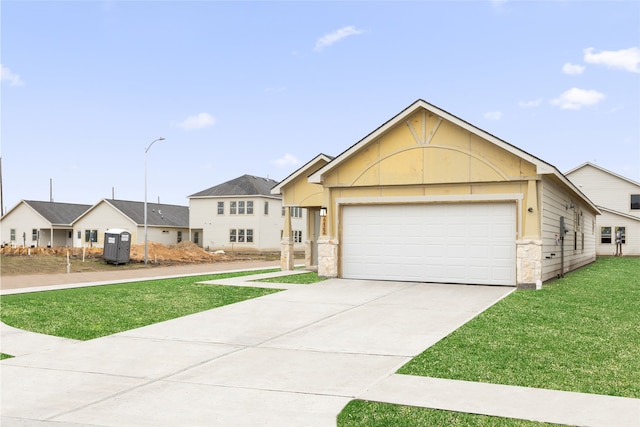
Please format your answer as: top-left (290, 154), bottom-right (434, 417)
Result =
top-left (342, 203), bottom-right (516, 286)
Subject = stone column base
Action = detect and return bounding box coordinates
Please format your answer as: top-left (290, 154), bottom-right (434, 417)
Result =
top-left (317, 239), bottom-right (338, 278)
top-left (280, 239), bottom-right (294, 271)
top-left (516, 239), bottom-right (543, 290)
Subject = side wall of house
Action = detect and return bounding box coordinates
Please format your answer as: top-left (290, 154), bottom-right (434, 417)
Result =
top-left (191, 197), bottom-right (306, 253)
top-left (595, 211), bottom-right (640, 256)
top-left (73, 203), bottom-right (136, 248)
top-left (541, 176), bottom-right (597, 282)
top-left (1, 204), bottom-right (51, 247)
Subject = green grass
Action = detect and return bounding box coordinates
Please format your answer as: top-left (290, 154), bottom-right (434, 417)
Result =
top-left (253, 271), bottom-right (327, 285)
top-left (0, 269), bottom-right (281, 340)
top-left (398, 257), bottom-right (640, 398)
top-left (338, 401), bottom-right (564, 427)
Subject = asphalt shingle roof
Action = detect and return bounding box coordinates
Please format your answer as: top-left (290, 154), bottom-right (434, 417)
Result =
top-left (105, 200), bottom-right (189, 227)
top-left (189, 174), bottom-right (280, 198)
top-left (25, 200), bottom-right (92, 225)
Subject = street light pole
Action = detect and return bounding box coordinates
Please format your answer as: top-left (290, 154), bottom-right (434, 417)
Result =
top-left (144, 137), bottom-right (165, 264)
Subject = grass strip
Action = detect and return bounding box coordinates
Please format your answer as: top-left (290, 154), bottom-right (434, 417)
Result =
top-left (398, 257), bottom-right (640, 398)
top-left (337, 400), bottom-right (564, 426)
top-left (254, 272), bottom-right (327, 285)
top-left (0, 269), bottom-right (281, 340)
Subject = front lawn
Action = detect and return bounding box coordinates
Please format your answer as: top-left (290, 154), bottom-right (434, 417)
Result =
top-left (398, 257), bottom-right (640, 398)
top-left (338, 400), bottom-right (564, 427)
top-left (254, 271), bottom-right (327, 285)
top-left (0, 269), bottom-right (281, 340)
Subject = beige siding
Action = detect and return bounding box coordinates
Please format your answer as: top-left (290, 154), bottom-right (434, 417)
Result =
top-left (566, 164), bottom-right (640, 256)
top-left (567, 165), bottom-right (640, 217)
top-left (1, 203), bottom-right (51, 247)
top-left (541, 176), bottom-right (596, 281)
top-left (73, 202), bottom-right (136, 248)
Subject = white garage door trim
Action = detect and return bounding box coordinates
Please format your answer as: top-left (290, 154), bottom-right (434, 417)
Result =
top-left (341, 203), bottom-right (516, 286)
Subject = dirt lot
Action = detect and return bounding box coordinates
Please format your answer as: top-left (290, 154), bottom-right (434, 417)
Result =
top-left (0, 242), bottom-right (285, 276)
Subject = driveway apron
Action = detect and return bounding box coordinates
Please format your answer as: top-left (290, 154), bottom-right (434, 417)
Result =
top-left (1, 278), bottom-right (512, 426)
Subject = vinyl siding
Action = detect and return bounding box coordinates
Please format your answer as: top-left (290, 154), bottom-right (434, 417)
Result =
top-left (541, 176), bottom-right (596, 281)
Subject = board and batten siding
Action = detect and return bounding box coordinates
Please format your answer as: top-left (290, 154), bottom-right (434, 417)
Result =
top-left (541, 176), bottom-right (596, 281)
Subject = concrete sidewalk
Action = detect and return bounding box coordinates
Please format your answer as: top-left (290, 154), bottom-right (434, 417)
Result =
top-left (1, 269), bottom-right (639, 426)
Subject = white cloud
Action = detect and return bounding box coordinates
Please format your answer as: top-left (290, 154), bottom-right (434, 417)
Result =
top-left (274, 153), bottom-right (301, 168)
top-left (177, 112), bottom-right (215, 130)
top-left (551, 88), bottom-right (605, 110)
top-left (483, 111), bottom-right (502, 121)
top-left (314, 26), bottom-right (365, 51)
top-left (562, 62), bottom-right (585, 75)
top-left (518, 99), bottom-right (542, 108)
top-left (1, 64), bottom-right (25, 86)
top-left (583, 47), bottom-right (640, 73)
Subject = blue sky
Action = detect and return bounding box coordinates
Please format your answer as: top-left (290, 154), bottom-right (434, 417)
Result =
top-left (2, 1), bottom-right (639, 211)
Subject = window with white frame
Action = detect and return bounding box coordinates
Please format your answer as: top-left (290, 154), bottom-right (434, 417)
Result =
top-left (600, 226), bottom-right (612, 244)
top-left (217, 201), bottom-right (224, 215)
top-left (32, 229), bottom-right (38, 241)
top-left (229, 228), bottom-right (254, 243)
top-left (631, 194), bottom-right (640, 210)
top-left (264, 201), bottom-right (269, 215)
top-left (282, 207), bottom-right (303, 217)
top-left (177, 231), bottom-right (182, 243)
top-left (615, 226), bottom-right (626, 244)
top-left (230, 200), bottom-right (254, 215)
top-left (294, 230), bottom-right (303, 243)
top-left (10, 228), bottom-right (15, 241)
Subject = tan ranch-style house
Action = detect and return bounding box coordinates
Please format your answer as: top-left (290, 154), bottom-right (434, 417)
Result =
top-left (272, 99), bottom-right (600, 288)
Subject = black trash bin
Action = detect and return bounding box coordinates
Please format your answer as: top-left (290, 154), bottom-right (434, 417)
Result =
top-left (103, 229), bottom-right (131, 264)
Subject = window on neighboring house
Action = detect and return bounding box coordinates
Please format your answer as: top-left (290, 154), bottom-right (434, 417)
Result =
top-left (32, 229), bottom-right (38, 241)
top-left (247, 201), bottom-right (253, 215)
top-left (68, 231), bottom-right (72, 239)
top-left (238, 201), bottom-right (245, 215)
top-left (193, 231), bottom-right (199, 244)
top-left (264, 201), bottom-right (269, 215)
top-left (631, 194), bottom-right (640, 210)
top-left (77, 231), bottom-right (81, 239)
top-left (600, 226), bottom-right (612, 244)
top-left (615, 226), bottom-right (626, 244)
top-left (230, 201), bottom-right (237, 215)
top-left (292, 207), bottom-right (302, 218)
top-left (85, 229), bottom-right (97, 243)
top-left (10, 228), bottom-right (15, 241)
top-left (177, 231), bottom-right (182, 243)
top-left (282, 207), bottom-right (285, 217)
top-left (217, 201), bottom-right (224, 215)
top-left (229, 229), bottom-right (253, 243)
top-left (294, 230), bottom-right (303, 243)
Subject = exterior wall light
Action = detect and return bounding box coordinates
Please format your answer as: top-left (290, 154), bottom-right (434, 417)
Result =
top-left (319, 207), bottom-right (327, 217)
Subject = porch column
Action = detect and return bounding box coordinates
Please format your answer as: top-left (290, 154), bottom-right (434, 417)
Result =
top-left (280, 207), bottom-right (294, 271)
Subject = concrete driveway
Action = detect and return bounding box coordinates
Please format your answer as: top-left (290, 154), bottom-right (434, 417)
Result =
top-left (1, 275), bottom-right (513, 426)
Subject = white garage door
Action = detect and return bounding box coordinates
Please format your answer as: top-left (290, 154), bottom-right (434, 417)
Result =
top-left (342, 203), bottom-right (516, 286)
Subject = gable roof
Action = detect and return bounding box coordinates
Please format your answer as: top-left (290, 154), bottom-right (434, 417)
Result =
top-left (271, 154), bottom-right (334, 195)
top-left (565, 162), bottom-right (640, 187)
top-left (9, 200), bottom-right (92, 225)
top-left (307, 99), bottom-right (599, 213)
top-left (74, 199), bottom-right (189, 228)
top-left (189, 174), bottom-right (281, 199)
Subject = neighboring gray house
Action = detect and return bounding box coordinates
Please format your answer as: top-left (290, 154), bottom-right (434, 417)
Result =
top-left (188, 174), bottom-right (306, 253)
top-left (72, 199), bottom-right (189, 248)
top-left (1, 200), bottom-right (91, 248)
top-left (566, 162), bottom-right (640, 256)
